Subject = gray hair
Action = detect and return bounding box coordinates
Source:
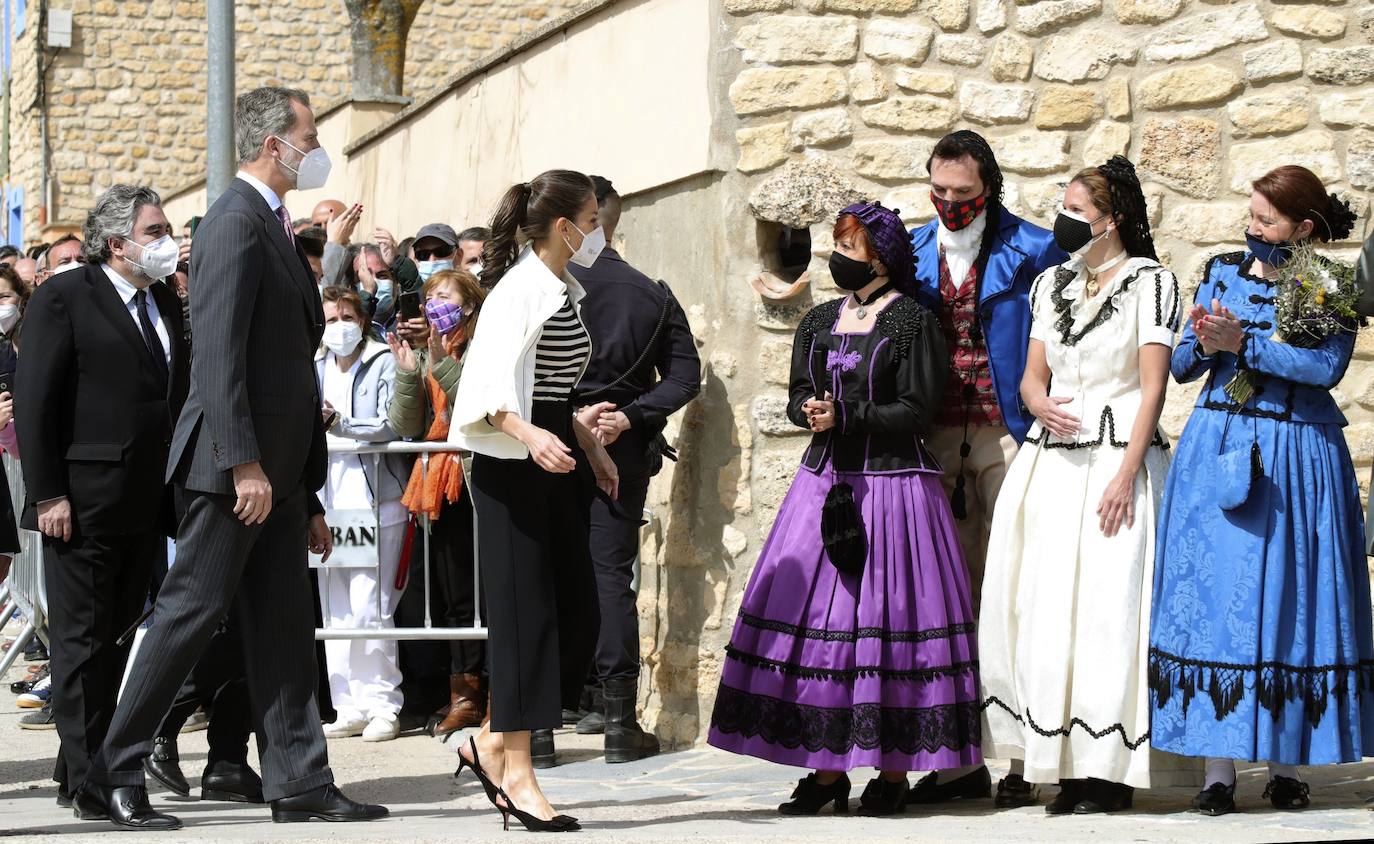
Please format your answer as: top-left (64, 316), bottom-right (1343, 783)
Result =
top-left (81, 185), bottom-right (162, 265)
top-left (235, 86), bottom-right (311, 166)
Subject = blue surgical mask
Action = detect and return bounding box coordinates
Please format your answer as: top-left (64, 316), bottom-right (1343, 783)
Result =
top-left (376, 279), bottom-right (393, 300)
top-left (416, 259), bottom-right (453, 282)
top-left (1245, 232), bottom-right (1294, 269)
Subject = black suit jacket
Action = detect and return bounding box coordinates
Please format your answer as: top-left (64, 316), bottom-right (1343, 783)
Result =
top-left (167, 178), bottom-right (326, 510)
top-left (16, 264), bottom-right (189, 537)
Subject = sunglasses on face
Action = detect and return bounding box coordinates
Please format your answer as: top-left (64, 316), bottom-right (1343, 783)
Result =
top-left (414, 244), bottom-right (455, 261)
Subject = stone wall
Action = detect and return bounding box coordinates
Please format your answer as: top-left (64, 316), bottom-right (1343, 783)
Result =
top-left (646, 0), bottom-right (1374, 743)
top-left (4, 0), bottom-right (578, 240)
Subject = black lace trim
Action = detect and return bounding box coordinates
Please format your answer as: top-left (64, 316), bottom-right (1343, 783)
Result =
top-left (1048, 263), bottom-right (1148, 347)
top-left (711, 683), bottom-right (982, 756)
top-left (1148, 647), bottom-right (1374, 727)
top-left (1200, 397), bottom-right (1292, 422)
top-left (724, 645), bottom-right (977, 682)
top-left (1024, 405), bottom-right (1169, 451)
top-left (981, 696), bottom-right (1150, 751)
top-left (1153, 269), bottom-right (1182, 332)
top-left (737, 613), bottom-right (976, 645)
top-left (1217, 251), bottom-right (1246, 266)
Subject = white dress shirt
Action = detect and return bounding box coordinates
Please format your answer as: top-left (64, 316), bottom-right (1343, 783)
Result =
top-left (235, 169), bottom-right (284, 212)
top-left (936, 210), bottom-right (988, 292)
top-left (102, 263), bottom-right (171, 367)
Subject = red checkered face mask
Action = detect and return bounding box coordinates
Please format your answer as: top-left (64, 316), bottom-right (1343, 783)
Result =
top-left (930, 192), bottom-right (987, 232)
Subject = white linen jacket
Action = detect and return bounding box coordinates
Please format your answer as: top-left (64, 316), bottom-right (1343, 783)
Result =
top-left (449, 245), bottom-right (589, 459)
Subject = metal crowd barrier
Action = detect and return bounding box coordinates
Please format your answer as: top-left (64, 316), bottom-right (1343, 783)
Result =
top-left (317, 440), bottom-right (487, 642)
top-left (317, 440), bottom-right (653, 644)
top-left (0, 452), bottom-right (47, 678)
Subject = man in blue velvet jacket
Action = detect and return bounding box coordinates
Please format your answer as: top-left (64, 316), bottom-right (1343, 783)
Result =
top-left (905, 130), bottom-right (1066, 806)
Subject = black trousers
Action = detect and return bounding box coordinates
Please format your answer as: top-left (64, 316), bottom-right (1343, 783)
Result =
top-left (89, 487), bottom-right (333, 802)
top-left (44, 533), bottom-right (161, 794)
top-left (470, 402), bottom-right (599, 732)
top-left (589, 464), bottom-right (650, 684)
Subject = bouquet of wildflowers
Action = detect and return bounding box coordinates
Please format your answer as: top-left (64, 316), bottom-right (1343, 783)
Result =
top-left (1225, 243), bottom-right (1359, 404)
top-left (1271, 242), bottom-right (1359, 348)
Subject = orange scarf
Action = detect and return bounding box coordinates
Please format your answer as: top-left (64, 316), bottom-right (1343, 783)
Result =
top-left (400, 364), bottom-right (464, 520)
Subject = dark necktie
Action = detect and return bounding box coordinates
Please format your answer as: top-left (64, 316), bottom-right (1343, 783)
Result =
top-left (134, 289), bottom-right (169, 390)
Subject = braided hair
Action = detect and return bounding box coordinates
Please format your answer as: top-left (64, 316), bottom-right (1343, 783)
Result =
top-left (1252, 165), bottom-right (1358, 243)
top-left (1072, 156), bottom-right (1158, 261)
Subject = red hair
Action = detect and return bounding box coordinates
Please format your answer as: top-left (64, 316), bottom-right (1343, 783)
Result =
top-left (833, 214), bottom-right (875, 258)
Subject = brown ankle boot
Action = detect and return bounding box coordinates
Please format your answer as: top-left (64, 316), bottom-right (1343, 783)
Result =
top-left (434, 674), bottom-right (486, 736)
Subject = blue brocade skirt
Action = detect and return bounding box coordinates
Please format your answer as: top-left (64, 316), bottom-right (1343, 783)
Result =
top-left (1148, 407), bottom-right (1374, 764)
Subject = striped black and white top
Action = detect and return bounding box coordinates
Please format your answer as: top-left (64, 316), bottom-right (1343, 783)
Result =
top-left (532, 295), bottom-right (591, 402)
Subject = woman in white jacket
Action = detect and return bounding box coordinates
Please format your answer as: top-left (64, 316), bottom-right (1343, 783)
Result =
top-left (449, 169), bottom-right (619, 833)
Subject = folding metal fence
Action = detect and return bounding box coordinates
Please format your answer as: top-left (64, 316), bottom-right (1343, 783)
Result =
top-left (0, 452), bottom-right (47, 678)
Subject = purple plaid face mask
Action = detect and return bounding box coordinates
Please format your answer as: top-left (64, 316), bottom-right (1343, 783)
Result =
top-left (424, 299), bottom-right (464, 336)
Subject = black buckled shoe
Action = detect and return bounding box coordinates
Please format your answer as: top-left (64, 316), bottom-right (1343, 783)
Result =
top-left (855, 776), bottom-right (909, 816)
top-left (778, 772), bottom-right (850, 815)
top-left (270, 783), bottom-right (388, 823)
top-left (1072, 778), bottom-right (1133, 814)
top-left (1263, 776), bottom-right (1310, 811)
top-left (906, 766), bottom-right (992, 805)
top-left (993, 773), bottom-right (1040, 808)
top-left (201, 760), bottom-right (265, 803)
top-left (1045, 779), bottom-right (1087, 815)
top-left (1191, 782), bottom-right (1237, 816)
top-left (143, 737), bottom-right (190, 797)
top-left (75, 784), bottom-right (181, 830)
top-left (530, 728), bottom-right (557, 769)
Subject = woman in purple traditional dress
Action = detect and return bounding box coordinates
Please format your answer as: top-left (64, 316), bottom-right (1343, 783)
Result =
top-left (707, 201), bottom-right (981, 816)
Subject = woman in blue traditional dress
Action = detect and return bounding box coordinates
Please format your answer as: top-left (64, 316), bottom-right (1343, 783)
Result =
top-left (1148, 165), bottom-right (1370, 816)
top-left (707, 202), bottom-right (982, 817)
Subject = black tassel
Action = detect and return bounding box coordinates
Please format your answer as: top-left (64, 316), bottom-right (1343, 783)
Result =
top-left (951, 475), bottom-right (968, 520)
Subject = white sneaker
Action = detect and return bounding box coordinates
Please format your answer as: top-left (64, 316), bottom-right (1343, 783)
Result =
top-left (323, 716), bottom-right (367, 739)
top-left (361, 715), bottom-right (400, 742)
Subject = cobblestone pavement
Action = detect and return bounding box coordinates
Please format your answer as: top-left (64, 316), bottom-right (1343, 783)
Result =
top-left (3, 651), bottom-right (1373, 843)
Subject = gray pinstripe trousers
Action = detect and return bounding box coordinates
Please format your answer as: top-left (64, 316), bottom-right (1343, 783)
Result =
top-left (87, 487), bottom-right (333, 801)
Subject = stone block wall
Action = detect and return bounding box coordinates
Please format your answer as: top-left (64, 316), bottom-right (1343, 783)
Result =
top-left (653, 0), bottom-right (1374, 744)
top-left (4, 0), bottom-right (578, 239)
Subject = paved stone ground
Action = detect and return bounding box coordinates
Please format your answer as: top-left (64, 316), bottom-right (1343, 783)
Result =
top-left (3, 646), bottom-right (1373, 842)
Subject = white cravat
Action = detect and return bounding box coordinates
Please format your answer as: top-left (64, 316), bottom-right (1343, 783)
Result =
top-left (937, 211), bottom-right (988, 289)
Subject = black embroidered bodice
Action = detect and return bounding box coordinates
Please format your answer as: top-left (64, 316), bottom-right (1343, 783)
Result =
top-left (787, 294), bottom-right (949, 474)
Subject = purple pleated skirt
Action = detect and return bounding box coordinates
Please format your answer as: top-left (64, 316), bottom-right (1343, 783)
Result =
top-left (708, 466), bottom-right (983, 772)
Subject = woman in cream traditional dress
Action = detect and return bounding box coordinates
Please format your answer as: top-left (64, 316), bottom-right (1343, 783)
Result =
top-left (978, 157), bottom-right (1198, 814)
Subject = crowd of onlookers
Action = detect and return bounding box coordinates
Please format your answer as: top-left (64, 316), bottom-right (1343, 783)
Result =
top-left (2, 209), bottom-right (498, 743)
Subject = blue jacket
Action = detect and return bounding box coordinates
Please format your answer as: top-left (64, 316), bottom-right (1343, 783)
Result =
top-left (1173, 251), bottom-right (1352, 427)
top-left (910, 210), bottom-right (1067, 442)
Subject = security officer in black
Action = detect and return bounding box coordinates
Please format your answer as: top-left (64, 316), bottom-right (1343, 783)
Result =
top-left (566, 176), bottom-right (701, 763)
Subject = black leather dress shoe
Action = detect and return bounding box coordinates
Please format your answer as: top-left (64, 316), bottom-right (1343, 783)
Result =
top-left (1191, 782), bottom-right (1237, 816)
top-left (1072, 778), bottom-right (1133, 814)
top-left (1263, 776), bottom-right (1310, 810)
top-left (201, 761), bottom-right (265, 803)
top-left (531, 728), bottom-right (557, 769)
top-left (271, 783), bottom-right (388, 823)
top-left (144, 737), bottom-right (191, 797)
top-left (1045, 779), bottom-right (1087, 815)
top-left (75, 784), bottom-right (181, 830)
top-left (994, 773), bottom-right (1040, 808)
top-left (906, 766), bottom-right (992, 805)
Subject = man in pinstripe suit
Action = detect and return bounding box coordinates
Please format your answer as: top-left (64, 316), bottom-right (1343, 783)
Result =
top-left (78, 87), bottom-right (387, 830)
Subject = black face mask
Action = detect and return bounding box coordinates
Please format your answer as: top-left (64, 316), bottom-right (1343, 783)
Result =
top-left (829, 252), bottom-right (878, 291)
top-left (1052, 208), bottom-right (1108, 257)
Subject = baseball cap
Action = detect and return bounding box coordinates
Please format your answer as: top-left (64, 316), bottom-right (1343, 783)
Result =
top-left (413, 223), bottom-right (458, 246)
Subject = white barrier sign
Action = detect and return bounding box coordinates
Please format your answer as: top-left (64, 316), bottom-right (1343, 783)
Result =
top-left (309, 509), bottom-right (380, 568)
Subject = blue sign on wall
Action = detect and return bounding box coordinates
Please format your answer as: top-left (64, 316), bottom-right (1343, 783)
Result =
top-left (7, 186), bottom-right (22, 249)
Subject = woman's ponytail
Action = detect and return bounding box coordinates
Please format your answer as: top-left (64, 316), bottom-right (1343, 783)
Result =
top-left (481, 182), bottom-right (531, 289)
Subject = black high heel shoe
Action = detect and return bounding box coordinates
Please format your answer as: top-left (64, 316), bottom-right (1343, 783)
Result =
top-left (494, 786), bottom-right (581, 833)
top-left (855, 776), bottom-right (908, 816)
top-left (778, 773), bottom-right (850, 815)
top-left (456, 736), bottom-right (505, 810)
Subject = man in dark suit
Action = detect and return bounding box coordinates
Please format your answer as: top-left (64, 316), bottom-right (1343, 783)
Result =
top-left (16, 189), bottom-right (188, 812)
top-left (570, 176), bottom-right (701, 764)
top-left (79, 87), bottom-right (387, 830)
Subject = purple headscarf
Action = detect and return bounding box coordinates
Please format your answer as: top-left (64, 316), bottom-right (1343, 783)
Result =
top-left (837, 201), bottom-right (916, 297)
